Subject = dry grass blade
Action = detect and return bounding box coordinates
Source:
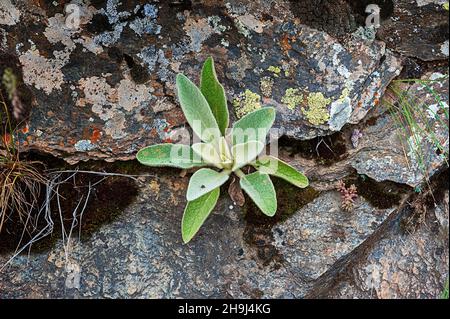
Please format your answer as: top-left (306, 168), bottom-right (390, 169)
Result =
top-left (1, 90), bottom-right (48, 237)
top-left (0, 158), bottom-right (47, 233)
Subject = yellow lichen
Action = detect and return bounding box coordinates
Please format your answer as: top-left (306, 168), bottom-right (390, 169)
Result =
top-left (337, 88), bottom-right (350, 103)
top-left (302, 92), bottom-right (331, 125)
top-left (233, 89), bottom-right (262, 118)
top-left (267, 65), bottom-right (281, 77)
top-left (281, 88), bottom-right (303, 110)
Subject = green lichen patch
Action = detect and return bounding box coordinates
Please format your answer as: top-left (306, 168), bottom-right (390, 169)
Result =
top-left (267, 65), bottom-right (281, 77)
top-left (260, 76), bottom-right (274, 97)
top-left (302, 92), bottom-right (331, 125)
top-left (233, 89), bottom-right (262, 118)
top-left (281, 88), bottom-right (303, 110)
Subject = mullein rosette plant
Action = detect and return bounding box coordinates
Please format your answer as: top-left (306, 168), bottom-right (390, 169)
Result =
top-left (137, 57), bottom-right (309, 243)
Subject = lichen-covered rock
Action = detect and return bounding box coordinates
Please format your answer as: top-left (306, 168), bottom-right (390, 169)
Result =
top-left (1, 0), bottom-right (401, 163)
top-left (274, 72), bottom-right (449, 188)
top-left (0, 173), bottom-right (398, 298)
top-left (377, 0), bottom-right (449, 61)
top-left (315, 185), bottom-right (448, 299)
top-left (0, 0), bottom-right (448, 300)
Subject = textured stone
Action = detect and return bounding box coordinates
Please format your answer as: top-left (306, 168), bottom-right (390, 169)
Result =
top-left (277, 72), bottom-right (449, 188)
top-left (0, 0), bottom-right (448, 300)
top-left (314, 183), bottom-right (448, 299)
top-left (1, 0), bottom-right (401, 163)
top-left (0, 173), bottom-right (396, 298)
top-left (377, 0), bottom-right (449, 61)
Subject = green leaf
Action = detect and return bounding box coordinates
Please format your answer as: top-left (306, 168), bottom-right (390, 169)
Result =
top-left (201, 57), bottom-right (229, 136)
top-left (231, 107), bottom-right (276, 146)
top-left (253, 155), bottom-right (309, 188)
top-left (186, 168), bottom-right (229, 201)
top-left (182, 187), bottom-right (220, 243)
top-left (231, 141), bottom-right (264, 171)
top-left (137, 144), bottom-right (204, 169)
top-left (192, 143), bottom-right (223, 168)
top-left (176, 73), bottom-right (221, 143)
top-left (240, 172), bottom-right (277, 217)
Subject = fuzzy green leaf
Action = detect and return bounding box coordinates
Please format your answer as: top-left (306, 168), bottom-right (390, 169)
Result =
top-left (186, 168), bottom-right (229, 201)
top-left (176, 73), bottom-right (221, 143)
top-left (182, 187), bottom-right (220, 243)
top-left (192, 143), bottom-right (223, 168)
top-left (253, 155), bottom-right (309, 188)
top-left (231, 141), bottom-right (264, 171)
top-left (231, 107), bottom-right (276, 146)
top-left (201, 57), bottom-right (229, 136)
top-left (240, 172), bottom-right (277, 217)
top-left (136, 144), bottom-right (204, 169)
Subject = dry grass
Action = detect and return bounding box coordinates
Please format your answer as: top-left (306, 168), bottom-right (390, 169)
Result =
top-left (0, 154), bottom-right (47, 234)
top-left (0, 91), bottom-right (47, 236)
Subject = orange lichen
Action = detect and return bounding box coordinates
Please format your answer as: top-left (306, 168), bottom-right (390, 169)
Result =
top-left (280, 34), bottom-right (292, 52)
top-left (21, 125), bottom-right (29, 134)
top-left (164, 109), bottom-right (186, 127)
top-left (90, 128), bottom-right (102, 143)
top-left (164, 49), bottom-right (173, 59)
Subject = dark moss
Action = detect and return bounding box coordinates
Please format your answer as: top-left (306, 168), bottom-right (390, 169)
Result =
top-left (399, 167), bottom-right (449, 234)
top-left (0, 154), bottom-right (143, 254)
top-left (279, 132), bottom-right (348, 166)
top-left (345, 173), bottom-right (412, 209)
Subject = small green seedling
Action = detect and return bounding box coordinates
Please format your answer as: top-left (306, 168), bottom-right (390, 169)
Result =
top-left (137, 57), bottom-right (309, 243)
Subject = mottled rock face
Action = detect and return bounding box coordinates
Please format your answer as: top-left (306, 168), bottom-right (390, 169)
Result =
top-left (377, 0), bottom-right (449, 61)
top-left (0, 171), bottom-right (399, 298)
top-left (311, 172), bottom-right (449, 299)
top-left (0, 0), bottom-right (448, 299)
top-left (1, 0), bottom-right (402, 163)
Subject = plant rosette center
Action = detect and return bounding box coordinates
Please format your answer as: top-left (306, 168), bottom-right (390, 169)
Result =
top-left (137, 56), bottom-right (309, 243)
top-left (192, 135), bottom-right (264, 172)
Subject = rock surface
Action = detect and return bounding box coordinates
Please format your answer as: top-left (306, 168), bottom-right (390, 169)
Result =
top-left (307, 172), bottom-right (449, 299)
top-left (276, 72), bottom-right (448, 188)
top-left (0, 0), bottom-right (448, 299)
top-left (0, 172), bottom-right (399, 298)
top-left (0, 0), bottom-right (403, 163)
top-left (377, 0), bottom-right (449, 61)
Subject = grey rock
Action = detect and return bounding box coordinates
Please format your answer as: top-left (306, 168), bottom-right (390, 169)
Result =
top-left (277, 72), bottom-right (448, 188)
top-left (0, 0), bottom-right (448, 300)
top-left (377, 0), bottom-right (449, 61)
top-left (351, 72), bottom-right (448, 187)
top-left (0, 175), bottom-right (397, 298)
top-left (314, 186), bottom-right (449, 299)
top-left (0, 0), bottom-right (401, 163)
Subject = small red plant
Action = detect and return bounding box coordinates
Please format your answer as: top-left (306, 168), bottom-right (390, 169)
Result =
top-left (337, 180), bottom-right (358, 212)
